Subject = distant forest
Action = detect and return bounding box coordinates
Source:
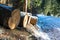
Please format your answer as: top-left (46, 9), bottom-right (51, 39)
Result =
top-left (0, 0), bottom-right (60, 17)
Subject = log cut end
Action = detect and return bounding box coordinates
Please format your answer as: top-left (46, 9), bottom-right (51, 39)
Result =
top-left (28, 16), bottom-right (38, 25)
top-left (23, 14), bottom-right (29, 28)
top-left (8, 9), bottom-right (20, 29)
top-left (23, 13), bottom-right (32, 28)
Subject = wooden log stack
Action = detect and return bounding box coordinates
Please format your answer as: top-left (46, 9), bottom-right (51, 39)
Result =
top-left (0, 4), bottom-right (38, 31)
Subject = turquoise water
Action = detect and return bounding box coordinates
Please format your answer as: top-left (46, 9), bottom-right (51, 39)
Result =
top-left (36, 15), bottom-right (60, 32)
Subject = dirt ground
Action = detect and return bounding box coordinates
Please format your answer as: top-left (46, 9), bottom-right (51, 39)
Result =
top-left (0, 26), bottom-right (37, 40)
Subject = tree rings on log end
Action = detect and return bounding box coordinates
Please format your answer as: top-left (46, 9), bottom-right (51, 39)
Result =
top-left (23, 13), bottom-right (32, 28)
top-left (23, 14), bottom-right (29, 28)
top-left (8, 9), bottom-right (20, 29)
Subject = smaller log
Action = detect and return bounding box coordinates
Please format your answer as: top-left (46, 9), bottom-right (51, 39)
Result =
top-left (20, 13), bottom-right (37, 28)
top-left (18, 12), bottom-right (32, 28)
top-left (28, 16), bottom-right (38, 25)
top-left (23, 14), bottom-right (29, 28)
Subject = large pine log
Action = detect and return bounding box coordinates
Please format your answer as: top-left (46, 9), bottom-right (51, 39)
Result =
top-left (0, 4), bottom-right (20, 29)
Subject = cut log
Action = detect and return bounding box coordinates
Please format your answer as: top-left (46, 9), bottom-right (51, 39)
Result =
top-left (28, 16), bottom-right (38, 25)
top-left (18, 12), bottom-right (32, 28)
top-left (23, 14), bottom-right (29, 28)
top-left (0, 4), bottom-right (20, 29)
top-left (19, 12), bottom-right (37, 28)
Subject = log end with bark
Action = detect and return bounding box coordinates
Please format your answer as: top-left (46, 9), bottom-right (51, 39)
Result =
top-left (23, 14), bottom-right (29, 28)
top-left (28, 16), bottom-right (38, 25)
top-left (19, 12), bottom-right (38, 28)
top-left (8, 9), bottom-right (20, 29)
top-left (18, 12), bottom-right (32, 28)
top-left (0, 4), bottom-right (20, 29)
